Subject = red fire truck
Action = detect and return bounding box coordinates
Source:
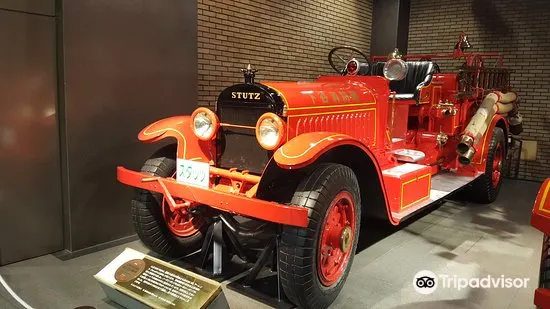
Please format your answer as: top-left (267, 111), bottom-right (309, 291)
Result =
top-left (532, 179), bottom-right (550, 309)
top-left (117, 34), bottom-right (522, 308)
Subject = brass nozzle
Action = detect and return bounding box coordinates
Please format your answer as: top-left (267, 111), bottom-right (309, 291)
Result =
top-left (456, 135), bottom-right (474, 155)
top-left (458, 147), bottom-right (476, 165)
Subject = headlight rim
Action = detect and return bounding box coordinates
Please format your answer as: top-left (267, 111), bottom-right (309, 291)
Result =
top-left (255, 112), bottom-right (285, 150)
top-left (191, 107), bottom-right (219, 141)
top-left (383, 58), bottom-right (408, 81)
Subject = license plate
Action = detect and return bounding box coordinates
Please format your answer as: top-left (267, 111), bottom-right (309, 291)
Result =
top-left (176, 159), bottom-right (210, 188)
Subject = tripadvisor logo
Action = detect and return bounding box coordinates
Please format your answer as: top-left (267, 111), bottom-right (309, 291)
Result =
top-left (413, 270), bottom-right (530, 295)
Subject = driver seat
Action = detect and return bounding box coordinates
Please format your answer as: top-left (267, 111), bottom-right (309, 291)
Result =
top-left (370, 61), bottom-right (439, 100)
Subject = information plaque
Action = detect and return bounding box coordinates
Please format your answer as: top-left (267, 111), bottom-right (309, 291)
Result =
top-left (95, 248), bottom-right (227, 309)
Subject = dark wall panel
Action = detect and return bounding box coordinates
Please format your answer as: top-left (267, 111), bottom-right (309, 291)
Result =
top-left (0, 10), bottom-right (62, 264)
top-left (370, 0), bottom-right (410, 56)
top-left (61, 0), bottom-right (197, 250)
top-left (0, 0), bottom-right (55, 16)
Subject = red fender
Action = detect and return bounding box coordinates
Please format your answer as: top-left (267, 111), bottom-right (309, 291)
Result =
top-left (531, 178), bottom-right (550, 235)
top-left (138, 116), bottom-right (214, 161)
top-left (274, 132), bottom-right (364, 169)
top-left (273, 132), bottom-right (395, 224)
top-left (471, 114), bottom-right (508, 169)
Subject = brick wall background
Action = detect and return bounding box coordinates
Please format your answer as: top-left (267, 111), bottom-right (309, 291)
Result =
top-left (409, 0), bottom-right (550, 181)
top-left (197, 0), bottom-right (373, 107)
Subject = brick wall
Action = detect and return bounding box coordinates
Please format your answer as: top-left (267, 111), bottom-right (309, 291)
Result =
top-left (408, 0), bottom-right (550, 181)
top-left (197, 0), bottom-right (373, 107)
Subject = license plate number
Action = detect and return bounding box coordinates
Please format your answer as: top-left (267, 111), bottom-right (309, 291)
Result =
top-left (176, 159), bottom-right (210, 188)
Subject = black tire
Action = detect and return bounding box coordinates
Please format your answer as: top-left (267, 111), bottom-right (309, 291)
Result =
top-left (465, 127), bottom-right (506, 203)
top-left (279, 164), bottom-right (361, 309)
top-left (131, 144), bottom-right (206, 257)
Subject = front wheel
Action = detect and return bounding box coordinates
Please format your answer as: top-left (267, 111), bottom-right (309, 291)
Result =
top-left (279, 164), bottom-right (361, 309)
top-left (465, 127), bottom-right (506, 203)
top-left (131, 144), bottom-right (207, 257)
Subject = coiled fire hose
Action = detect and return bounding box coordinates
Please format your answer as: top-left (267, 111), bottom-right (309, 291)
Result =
top-left (456, 91), bottom-right (521, 165)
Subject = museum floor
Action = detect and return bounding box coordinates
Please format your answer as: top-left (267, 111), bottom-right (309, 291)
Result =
top-left (0, 179), bottom-right (543, 309)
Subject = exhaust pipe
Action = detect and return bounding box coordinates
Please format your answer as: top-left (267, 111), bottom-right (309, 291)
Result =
top-left (457, 91), bottom-right (518, 165)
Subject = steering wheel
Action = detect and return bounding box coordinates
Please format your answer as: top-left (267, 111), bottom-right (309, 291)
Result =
top-left (328, 46), bottom-right (372, 75)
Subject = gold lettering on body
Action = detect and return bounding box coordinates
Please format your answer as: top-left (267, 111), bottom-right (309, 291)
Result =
top-left (339, 91), bottom-right (351, 104)
top-left (319, 91), bottom-right (329, 104)
top-left (330, 92), bottom-right (340, 104)
top-left (349, 91), bottom-right (360, 103)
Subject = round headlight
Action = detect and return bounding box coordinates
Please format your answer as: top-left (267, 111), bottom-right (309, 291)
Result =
top-left (256, 113), bottom-right (285, 150)
top-left (383, 58), bottom-right (408, 81)
top-left (191, 107), bottom-right (219, 141)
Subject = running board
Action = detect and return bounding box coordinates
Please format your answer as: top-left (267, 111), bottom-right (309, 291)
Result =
top-left (391, 172), bottom-right (480, 221)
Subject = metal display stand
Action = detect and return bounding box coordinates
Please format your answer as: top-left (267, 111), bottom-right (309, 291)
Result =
top-left (226, 235), bottom-right (294, 309)
top-left (178, 213), bottom-right (294, 308)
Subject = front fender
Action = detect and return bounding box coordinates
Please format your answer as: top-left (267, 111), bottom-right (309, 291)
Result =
top-left (270, 131), bottom-right (395, 225)
top-left (274, 132), bottom-right (372, 169)
top-left (138, 116), bottom-right (214, 161)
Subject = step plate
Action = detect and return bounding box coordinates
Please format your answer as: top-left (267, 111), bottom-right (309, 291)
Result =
top-left (392, 172), bottom-right (480, 221)
top-left (393, 149), bottom-right (426, 163)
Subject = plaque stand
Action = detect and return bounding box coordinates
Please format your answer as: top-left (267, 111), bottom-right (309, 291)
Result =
top-left (95, 248), bottom-right (229, 309)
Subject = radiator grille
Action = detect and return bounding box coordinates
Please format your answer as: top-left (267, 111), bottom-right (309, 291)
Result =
top-left (216, 103), bottom-right (271, 174)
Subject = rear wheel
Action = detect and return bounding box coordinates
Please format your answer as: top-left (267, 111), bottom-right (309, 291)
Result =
top-left (465, 127), bottom-right (506, 203)
top-left (131, 144), bottom-right (206, 257)
top-left (279, 164), bottom-right (361, 309)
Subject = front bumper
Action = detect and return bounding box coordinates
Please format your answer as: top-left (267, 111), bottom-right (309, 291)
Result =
top-left (117, 166), bottom-right (309, 228)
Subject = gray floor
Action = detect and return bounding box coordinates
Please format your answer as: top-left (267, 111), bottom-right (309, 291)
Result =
top-left (0, 179), bottom-right (543, 309)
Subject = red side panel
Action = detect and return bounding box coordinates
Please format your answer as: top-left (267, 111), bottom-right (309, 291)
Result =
top-left (382, 163), bottom-right (432, 214)
top-left (532, 179), bottom-right (550, 308)
top-left (532, 179), bottom-right (550, 235)
top-left (535, 288), bottom-right (550, 309)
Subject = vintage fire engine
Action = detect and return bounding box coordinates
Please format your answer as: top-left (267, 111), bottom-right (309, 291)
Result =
top-left (117, 34), bottom-right (523, 308)
top-left (531, 179), bottom-right (550, 309)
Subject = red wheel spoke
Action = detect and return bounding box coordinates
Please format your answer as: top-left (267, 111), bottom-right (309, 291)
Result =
top-left (491, 144), bottom-right (503, 188)
top-left (325, 252), bottom-right (338, 273)
top-left (320, 246), bottom-right (330, 266)
top-left (317, 191), bottom-right (356, 287)
top-left (162, 197), bottom-right (204, 237)
top-left (326, 249), bottom-right (343, 276)
top-left (340, 204), bottom-right (348, 226)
